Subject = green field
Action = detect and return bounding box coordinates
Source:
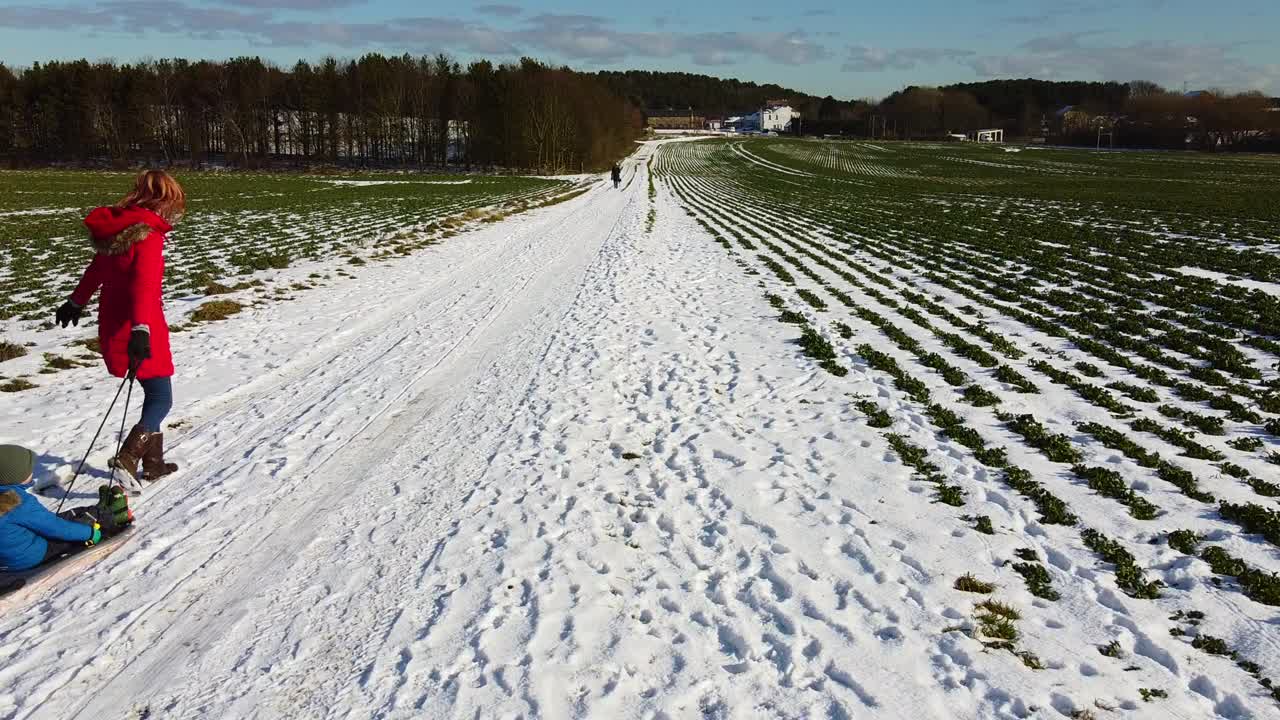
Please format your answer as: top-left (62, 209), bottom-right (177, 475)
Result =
top-left (0, 170), bottom-right (570, 323)
top-left (653, 138), bottom-right (1280, 688)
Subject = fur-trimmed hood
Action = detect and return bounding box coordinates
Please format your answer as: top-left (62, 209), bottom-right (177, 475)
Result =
top-left (84, 205), bottom-right (172, 256)
top-left (0, 489), bottom-right (19, 517)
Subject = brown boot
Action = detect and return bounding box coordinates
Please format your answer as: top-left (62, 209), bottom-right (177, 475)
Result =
top-left (110, 425), bottom-right (151, 481)
top-left (142, 432), bottom-right (178, 481)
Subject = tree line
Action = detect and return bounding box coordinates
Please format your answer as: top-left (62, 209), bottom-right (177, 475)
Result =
top-left (598, 70), bottom-right (841, 117)
top-left (875, 80), bottom-right (1280, 150)
top-left (0, 55), bottom-right (643, 172)
top-left (609, 70), bottom-right (1279, 151)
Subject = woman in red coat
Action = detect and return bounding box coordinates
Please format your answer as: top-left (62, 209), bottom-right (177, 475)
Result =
top-left (56, 170), bottom-right (185, 483)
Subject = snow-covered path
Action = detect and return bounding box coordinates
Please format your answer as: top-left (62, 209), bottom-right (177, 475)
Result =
top-left (1, 148), bottom-right (646, 717)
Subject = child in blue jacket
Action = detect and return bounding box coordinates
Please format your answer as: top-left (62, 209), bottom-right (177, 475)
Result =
top-left (0, 444), bottom-right (128, 573)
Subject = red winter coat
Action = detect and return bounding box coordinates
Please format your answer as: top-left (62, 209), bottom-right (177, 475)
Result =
top-left (72, 206), bottom-right (174, 380)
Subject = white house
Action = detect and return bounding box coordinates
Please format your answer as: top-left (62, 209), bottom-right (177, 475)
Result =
top-left (738, 104), bottom-right (799, 133)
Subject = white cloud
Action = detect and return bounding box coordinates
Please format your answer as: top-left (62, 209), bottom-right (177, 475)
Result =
top-left (474, 4), bottom-right (522, 17)
top-left (843, 45), bottom-right (974, 72)
top-left (0, 1), bottom-right (833, 67)
top-left (970, 38), bottom-right (1280, 94)
top-left (839, 34), bottom-right (1278, 94)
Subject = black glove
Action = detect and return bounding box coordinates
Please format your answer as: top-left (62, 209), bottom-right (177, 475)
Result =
top-left (56, 301), bottom-right (83, 328)
top-left (127, 329), bottom-right (151, 367)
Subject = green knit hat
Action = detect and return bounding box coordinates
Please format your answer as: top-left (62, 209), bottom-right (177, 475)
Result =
top-left (0, 445), bottom-right (35, 486)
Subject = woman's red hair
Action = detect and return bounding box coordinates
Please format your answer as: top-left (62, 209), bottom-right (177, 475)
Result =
top-left (118, 170), bottom-right (186, 223)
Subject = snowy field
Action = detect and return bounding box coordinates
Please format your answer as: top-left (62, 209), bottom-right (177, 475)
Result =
top-left (0, 138), bottom-right (1279, 719)
top-left (0, 170), bottom-right (569, 327)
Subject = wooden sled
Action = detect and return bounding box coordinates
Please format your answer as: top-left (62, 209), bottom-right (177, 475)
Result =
top-left (0, 526), bottom-right (136, 611)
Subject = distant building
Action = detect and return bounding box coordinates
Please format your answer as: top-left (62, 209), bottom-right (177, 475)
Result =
top-left (705, 117), bottom-right (723, 131)
top-left (646, 108), bottom-right (705, 130)
top-left (737, 102), bottom-right (799, 133)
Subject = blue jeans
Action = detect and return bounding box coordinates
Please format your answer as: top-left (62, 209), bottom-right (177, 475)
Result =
top-left (138, 377), bottom-right (173, 433)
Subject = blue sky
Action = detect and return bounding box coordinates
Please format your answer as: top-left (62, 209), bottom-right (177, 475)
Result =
top-left (1, 0), bottom-right (1277, 98)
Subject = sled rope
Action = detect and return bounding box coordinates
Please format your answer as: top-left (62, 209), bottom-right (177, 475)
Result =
top-left (108, 372), bottom-right (137, 492)
top-left (56, 360), bottom-right (139, 513)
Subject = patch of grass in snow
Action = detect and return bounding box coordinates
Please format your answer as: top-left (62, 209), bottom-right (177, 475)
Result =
top-left (41, 353), bottom-right (87, 371)
top-left (973, 598), bottom-right (1019, 648)
top-left (1219, 502), bottom-right (1280, 547)
top-left (1015, 651), bottom-right (1044, 670)
top-left (954, 573), bottom-right (995, 594)
top-left (796, 288), bottom-right (826, 311)
top-left (1080, 529), bottom-right (1162, 599)
top-left (935, 484), bottom-right (966, 506)
top-left (0, 340), bottom-right (28, 362)
top-left (796, 326), bottom-right (846, 376)
top-left (1191, 634), bottom-right (1234, 657)
top-left (1138, 688), bottom-right (1168, 702)
top-left (757, 255), bottom-right (795, 285)
top-left (857, 345), bottom-right (930, 403)
top-left (975, 599), bottom-right (1020, 620)
top-left (204, 281), bottom-right (236, 295)
top-left (0, 378), bottom-right (36, 392)
top-left (1098, 640), bottom-right (1124, 658)
top-left (998, 412), bottom-right (1082, 464)
top-left (1074, 421), bottom-right (1160, 468)
top-left (926, 404), bottom-right (1000, 462)
top-left (885, 434), bottom-right (936, 475)
top-left (961, 384), bottom-right (1001, 407)
top-left (1131, 416), bottom-right (1224, 460)
top-left (1000, 466), bottom-right (1077, 525)
top-left (1182, 631), bottom-right (1280, 704)
top-left (993, 365), bottom-right (1039, 394)
top-left (1167, 529), bottom-right (1201, 555)
top-left (920, 352), bottom-right (968, 386)
top-left (1011, 562), bottom-right (1060, 601)
top-left (190, 300), bottom-right (244, 323)
top-left (1155, 405), bottom-right (1225, 436)
top-left (1071, 465), bottom-right (1160, 520)
top-left (1074, 361), bottom-right (1104, 378)
top-left (855, 400), bottom-right (893, 428)
top-left (1106, 381), bottom-right (1159, 403)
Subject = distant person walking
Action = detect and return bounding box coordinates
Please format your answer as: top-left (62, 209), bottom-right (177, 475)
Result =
top-left (55, 170), bottom-right (186, 484)
top-left (610, 163), bottom-right (622, 189)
